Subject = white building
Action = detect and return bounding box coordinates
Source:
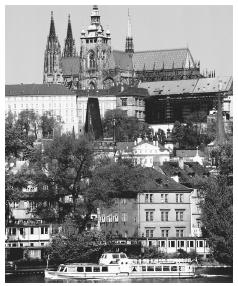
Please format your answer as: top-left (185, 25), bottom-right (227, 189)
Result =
top-left (5, 84), bottom-right (79, 135)
top-left (115, 138), bottom-right (170, 167)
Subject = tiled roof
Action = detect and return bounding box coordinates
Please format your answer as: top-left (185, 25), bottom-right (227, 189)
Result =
top-left (176, 149), bottom-right (205, 158)
top-left (133, 48), bottom-right (194, 71)
top-left (141, 167), bottom-right (191, 192)
top-left (105, 50), bottom-right (133, 70)
top-left (61, 56), bottom-right (80, 75)
top-left (116, 142), bottom-right (135, 153)
top-left (139, 79), bottom-right (198, 96)
top-left (193, 76), bottom-right (233, 93)
top-left (5, 84), bottom-right (75, 96)
top-left (139, 76), bottom-right (233, 96)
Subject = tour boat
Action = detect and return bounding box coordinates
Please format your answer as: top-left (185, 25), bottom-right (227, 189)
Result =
top-left (44, 252), bottom-right (195, 280)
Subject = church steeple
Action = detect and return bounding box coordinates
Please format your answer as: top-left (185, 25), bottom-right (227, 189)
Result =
top-left (43, 11), bottom-right (62, 84)
top-left (49, 11), bottom-right (56, 39)
top-left (63, 14), bottom-right (77, 57)
top-left (125, 9), bottom-right (134, 54)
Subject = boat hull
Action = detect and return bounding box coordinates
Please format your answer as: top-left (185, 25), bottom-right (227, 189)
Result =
top-left (44, 269), bottom-right (195, 280)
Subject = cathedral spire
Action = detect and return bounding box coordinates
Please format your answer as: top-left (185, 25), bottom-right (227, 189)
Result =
top-left (49, 11), bottom-right (56, 39)
top-left (125, 9), bottom-right (134, 54)
top-left (43, 11), bottom-right (62, 84)
top-left (63, 14), bottom-right (76, 57)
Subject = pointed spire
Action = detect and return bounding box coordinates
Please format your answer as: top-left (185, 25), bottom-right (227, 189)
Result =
top-left (125, 8), bottom-right (134, 54)
top-left (63, 14), bottom-right (76, 57)
top-left (49, 11), bottom-right (56, 38)
top-left (66, 14), bottom-right (73, 39)
top-left (127, 8), bottom-right (132, 38)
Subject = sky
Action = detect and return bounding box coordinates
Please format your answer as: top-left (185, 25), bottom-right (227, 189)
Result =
top-left (5, 5), bottom-right (233, 84)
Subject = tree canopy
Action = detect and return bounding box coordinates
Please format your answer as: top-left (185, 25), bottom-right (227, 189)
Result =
top-left (200, 143), bottom-right (233, 265)
top-left (102, 108), bottom-right (151, 141)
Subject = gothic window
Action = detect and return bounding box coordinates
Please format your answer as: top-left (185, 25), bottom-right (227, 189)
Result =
top-left (88, 50), bottom-right (96, 69)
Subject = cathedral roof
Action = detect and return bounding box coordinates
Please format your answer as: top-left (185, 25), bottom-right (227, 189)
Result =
top-left (132, 48), bottom-right (194, 70)
top-left (61, 56), bottom-right (80, 76)
top-left (5, 84), bottom-right (75, 96)
top-left (106, 50), bottom-right (133, 70)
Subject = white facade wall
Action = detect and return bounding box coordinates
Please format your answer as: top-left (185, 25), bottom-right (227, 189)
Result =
top-left (5, 94), bottom-right (79, 135)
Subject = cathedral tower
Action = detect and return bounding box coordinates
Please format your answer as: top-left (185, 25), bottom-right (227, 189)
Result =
top-left (79, 5), bottom-right (111, 89)
top-left (43, 12), bottom-right (63, 84)
top-left (125, 9), bottom-right (134, 54)
top-left (63, 14), bottom-right (77, 57)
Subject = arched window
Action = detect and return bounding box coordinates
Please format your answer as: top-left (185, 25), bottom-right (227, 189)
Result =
top-left (88, 50), bottom-right (96, 69)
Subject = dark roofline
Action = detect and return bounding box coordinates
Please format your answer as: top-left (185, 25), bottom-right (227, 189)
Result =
top-left (141, 188), bottom-right (193, 193)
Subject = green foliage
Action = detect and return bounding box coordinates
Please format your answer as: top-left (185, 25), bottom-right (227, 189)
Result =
top-left (48, 227), bottom-right (106, 264)
top-left (102, 108), bottom-right (151, 141)
top-left (40, 111), bottom-right (62, 138)
top-left (5, 111), bottom-right (35, 159)
top-left (199, 144), bottom-right (233, 265)
top-left (29, 134), bottom-right (94, 229)
top-left (5, 168), bottom-right (29, 225)
top-left (172, 120), bottom-right (216, 149)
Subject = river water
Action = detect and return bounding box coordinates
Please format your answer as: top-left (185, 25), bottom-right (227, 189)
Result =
top-left (6, 267), bottom-right (233, 283)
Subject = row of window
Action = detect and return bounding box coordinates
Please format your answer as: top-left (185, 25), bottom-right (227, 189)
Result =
top-left (145, 210), bottom-right (185, 222)
top-left (144, 193), bottom-right (184, 203)
top-left (144, 229), bottom-right (185, 238)
top-left (6, 242), bottom-right (45, 247)
top-left (146, 239), bottom-right (207, 249)
top-left (8, 227), bottom-right (48, 236)
top-left (100, 213), bottom-right (131, 223)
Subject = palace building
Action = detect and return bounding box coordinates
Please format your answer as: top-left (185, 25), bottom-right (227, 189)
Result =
top-left (43, 5), bottom-right (202, 90)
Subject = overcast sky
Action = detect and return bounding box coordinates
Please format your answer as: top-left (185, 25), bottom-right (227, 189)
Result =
top-left (5, 5), bottom-right (233, 84)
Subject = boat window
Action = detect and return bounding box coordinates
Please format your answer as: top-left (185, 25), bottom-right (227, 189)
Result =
top-left (59, 266), bottom-right (65, 272)
top-left (104, 255), bottom-right (107, 259)
top-left (142, 266), bottom-right (147, 272)
top-left (120, 254), bottom-right (127, 258)
top-left (102, 267), bottom-right (108, 272)
top-left (163, 266), bottom-right (170, 271)
top-left (112, 254), bottom-right (119, 259)
top-left (64, 268), bottom-right (67, 272)
top-left (85, 267), bottom-right (92, 272)
top-left (132, 266), bottom-right (137, 272)
top-left (171, 266), bottom-right (177, 271)
top-left (179, 266), bottom-right (185, 272)
top-left (155, 266), bottom-right (162, 271)
top-left (77, 267), bottom-right (84, 272)
top-left (93, 267), bottom-right (100, 272)
top-left (147, 266), bottom-right (154, 271)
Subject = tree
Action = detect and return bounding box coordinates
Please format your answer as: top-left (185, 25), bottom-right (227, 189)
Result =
top-left (156, 129), bottom-right (166, 145)
top-left (40, 111), bottom-right (63, 139)
top-left (200, 143), bottom-right (233, 265)
top-left (29, 134), bottom-right (95, 230)
top-left (102, 108), bottom-right (151, 141)
top-left (5, 111), bottom-right (35, 159)
top-left (5, 165), bottom-right (29, 226)
top-left (47, 221), bottom-right (106, 264)
top-left (16, 109), bottom-right (40, 139)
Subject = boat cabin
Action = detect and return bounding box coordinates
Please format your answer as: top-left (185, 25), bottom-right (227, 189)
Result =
top-left (99, 252), bottom-right (130, 265)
